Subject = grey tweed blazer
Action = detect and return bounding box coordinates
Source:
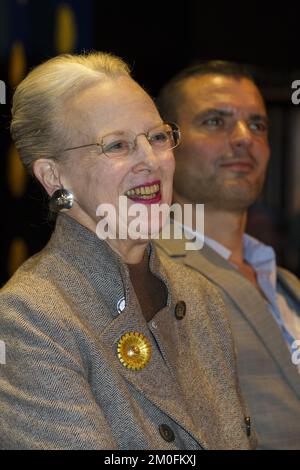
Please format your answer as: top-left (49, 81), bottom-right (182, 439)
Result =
top-left (156, 236), bottom-right (300, 449)
top-left (0, 215), bottom-right (253, 450)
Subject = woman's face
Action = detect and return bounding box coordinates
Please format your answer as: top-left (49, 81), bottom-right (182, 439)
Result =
top-left (58, 76), bottom-right (175, 245)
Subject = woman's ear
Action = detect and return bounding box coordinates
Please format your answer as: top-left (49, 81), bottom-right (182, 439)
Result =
top-left (32, 159), bottom-right (61, 197)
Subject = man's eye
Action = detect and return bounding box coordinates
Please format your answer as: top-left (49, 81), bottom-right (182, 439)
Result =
top-left (249, 122), bottom-right (268, 132)
top-left (202, 117), bottom-right (224, 127)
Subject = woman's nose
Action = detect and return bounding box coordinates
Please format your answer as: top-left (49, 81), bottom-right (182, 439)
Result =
top-left (132, 135), bottom-right (160, 172)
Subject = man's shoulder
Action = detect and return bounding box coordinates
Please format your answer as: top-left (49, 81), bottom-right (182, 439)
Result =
top-left (158, 247), bottom-right (225, 306)
top-left (277, 266), bottom-right (300, 292)
top-left (155, 236), bottom-right (187, 258)
top-left (155, 237), bottom-right (228, 276)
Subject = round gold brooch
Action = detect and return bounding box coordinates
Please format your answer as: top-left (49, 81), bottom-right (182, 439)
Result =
top-left (117, 332), bottom-right (152, 370)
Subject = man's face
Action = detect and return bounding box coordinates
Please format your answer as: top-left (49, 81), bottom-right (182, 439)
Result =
top-left (173, 74), bottom-right (270, 211)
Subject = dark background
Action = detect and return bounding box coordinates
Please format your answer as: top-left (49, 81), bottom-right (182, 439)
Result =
top-left (1, 0), bottom-right (300, 285)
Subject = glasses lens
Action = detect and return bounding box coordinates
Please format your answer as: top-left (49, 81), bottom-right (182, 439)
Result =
top-left (102, 136), bottom-right (132, 158)
top-left (169, 123), bottom-right (181, 148)
top-left (100, 123), bottom-right (181, 158)
top-left (148, 123), bottom-right (181, 151)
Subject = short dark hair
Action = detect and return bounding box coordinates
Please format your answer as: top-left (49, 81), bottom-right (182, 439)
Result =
top-left (157, 60), bottom-right (256, 123)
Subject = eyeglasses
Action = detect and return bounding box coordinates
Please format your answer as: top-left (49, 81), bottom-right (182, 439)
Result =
top-left (62, 122), bottom-right (181, 158)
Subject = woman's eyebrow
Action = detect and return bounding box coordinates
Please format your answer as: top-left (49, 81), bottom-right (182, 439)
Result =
top-left (97, 130), bottom-right (127, 139)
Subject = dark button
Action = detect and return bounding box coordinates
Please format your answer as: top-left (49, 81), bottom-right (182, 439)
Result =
top-left (175, 301), bottom-right (186, 320)
top-left (245, 416), bottom-right (251, 436)
top-left (159, 423), bottom-right (175, 442)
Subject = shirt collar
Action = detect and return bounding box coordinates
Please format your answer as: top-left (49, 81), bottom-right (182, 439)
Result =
top-left (204, 235), bottom-right (232, 260)
top-left (173, 217), bottom-right (277, 286)
top-left (172, 218), bottom-right (205, 244)
top-left (205, 232), bottom-right (277, 287)
top-left (243, 234), bottom-right (277, 287)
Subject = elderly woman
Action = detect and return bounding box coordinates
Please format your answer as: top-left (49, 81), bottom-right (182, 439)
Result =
top-left (0, 52), bottom-right (253, 450)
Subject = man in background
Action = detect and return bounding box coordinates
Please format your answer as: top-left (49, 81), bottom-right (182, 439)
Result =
top-left (156, 61), bottom-right (300, 449)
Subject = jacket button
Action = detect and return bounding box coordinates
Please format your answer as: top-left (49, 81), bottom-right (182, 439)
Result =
top-left (175, 301), bottom-right (186, 320)
top-left (159, 423), bottom-right (175, 442)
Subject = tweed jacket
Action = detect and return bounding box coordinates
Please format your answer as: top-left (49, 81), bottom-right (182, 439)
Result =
top-left (0, 215), bottom-right (253, 450)
top-left (156, 236), bottom-right (300, 449)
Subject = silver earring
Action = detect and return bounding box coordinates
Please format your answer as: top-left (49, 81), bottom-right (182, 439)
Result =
top-left (49, 188), bottom-right (74, 212)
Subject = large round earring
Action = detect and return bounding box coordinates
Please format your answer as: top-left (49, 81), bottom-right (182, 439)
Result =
top-left (49, 188), bottom-right (74, 212)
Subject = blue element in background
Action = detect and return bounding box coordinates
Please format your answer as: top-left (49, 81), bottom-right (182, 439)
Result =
top-left (0, 0), bottom-right (92, 62)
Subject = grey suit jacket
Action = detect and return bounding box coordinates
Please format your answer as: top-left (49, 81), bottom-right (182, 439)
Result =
top-left (156, 236), bottom-right (300, 449)
top-left (0, 214), bottom-right (253, 450)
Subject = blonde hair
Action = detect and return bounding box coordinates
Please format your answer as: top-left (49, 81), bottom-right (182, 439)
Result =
top-left (11, 52), bottom-right (131, 174)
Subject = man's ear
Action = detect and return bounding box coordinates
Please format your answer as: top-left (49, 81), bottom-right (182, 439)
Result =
top-left (32, 159), bottom-right (61, 197)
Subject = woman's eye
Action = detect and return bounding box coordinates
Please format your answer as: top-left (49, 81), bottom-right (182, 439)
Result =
top-left (150, 132), bottom-right (169, 144)
top-left (104, 140), bottom-right (130, 154)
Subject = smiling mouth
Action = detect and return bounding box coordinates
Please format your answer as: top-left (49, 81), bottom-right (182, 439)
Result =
top-left (125, 182), bottom-right (161, 202)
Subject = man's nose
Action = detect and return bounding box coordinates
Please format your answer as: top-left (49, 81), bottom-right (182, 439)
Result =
top-left (229, 121), bottom-right (252, 150)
